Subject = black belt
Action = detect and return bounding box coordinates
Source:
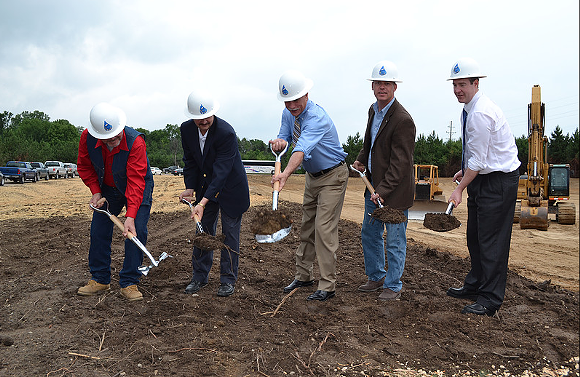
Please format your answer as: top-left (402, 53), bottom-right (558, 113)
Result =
top-left (309, 160), bottom-right (345, 178)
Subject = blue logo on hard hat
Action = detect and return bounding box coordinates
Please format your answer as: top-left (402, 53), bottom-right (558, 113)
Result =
top-left (453, 63), bottom-right (460, 74)
top-left (379, 66), bottom-right (387, 76)
top-left (282, 85), bottom-right (289, 95)
top-left (199, 104), bottom-right (207, 115)
top-left (103, 121), bottom-right (112, 131)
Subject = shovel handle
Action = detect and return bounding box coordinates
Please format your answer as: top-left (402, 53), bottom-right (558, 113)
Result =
top-left (273, 159), bottom-right (281, 193)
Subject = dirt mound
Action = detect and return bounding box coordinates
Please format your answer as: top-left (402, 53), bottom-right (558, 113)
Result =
top-left (0, 201), bottom-right (577, 376)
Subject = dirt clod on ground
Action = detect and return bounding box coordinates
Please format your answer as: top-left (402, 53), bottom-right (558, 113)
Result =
top-left (371, 204), bottom-right (407, 223)
top-left (423, 212), bottom-right (462, 232)
top-left (249, 205), bottom-right (293, 235)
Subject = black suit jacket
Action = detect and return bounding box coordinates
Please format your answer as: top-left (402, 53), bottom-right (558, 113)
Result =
top-left (180, 116), bottom-right (250, 218)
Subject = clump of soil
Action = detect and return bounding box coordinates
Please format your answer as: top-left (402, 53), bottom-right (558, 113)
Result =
top-left (249, 206), bottom-right (293, 235)
top-left (190, 232), bottom-right (233, 252)
top-left (423, 212), bottom-right (461, 232)
top-left (371, 205), bottom-right (407, 223)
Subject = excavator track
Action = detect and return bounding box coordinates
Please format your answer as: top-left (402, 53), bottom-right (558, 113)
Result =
top-left (556, 202), bottom-right (576, 225)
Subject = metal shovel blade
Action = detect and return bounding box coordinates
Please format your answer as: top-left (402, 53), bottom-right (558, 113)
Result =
top-left (255, 225), bottom-right (292, 243)
top-left (138, 252), bottom-right (172, 276)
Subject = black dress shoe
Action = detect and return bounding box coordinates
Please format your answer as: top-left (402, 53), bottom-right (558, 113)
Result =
top-left (283, 279), bottom-right (314, 293)
top-left (184, 280), bottom-right (207, 294)
top-left (461, 302), bottom-right (496, 316)
top-left (306, 290), bottom-right (335, 301)
top-left (447, 286), bottom-right (478, 301)
top-left (217, 283), bottom-right (235, 297)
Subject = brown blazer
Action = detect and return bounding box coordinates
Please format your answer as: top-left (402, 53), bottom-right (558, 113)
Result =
top-left (356, 99), bottom-right (416, 210)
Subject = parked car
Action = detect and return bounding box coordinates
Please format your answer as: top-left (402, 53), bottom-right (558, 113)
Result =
top-left (63, 163), bottom-right (77, 178)
top-left (45, 161), bottom-right (68, 179)
top-left (0, 161), bottom-right (37, 183)
top-left (150, 167), bottom-right (162, 175)
top-left (173, 167), bottom-right (183, 176)
top-left (30, 162), bottom-right (50, 180)
top-left (0, 172), bottom-right (4, 186)
top-left (163, 165), bottom-right (180, 174)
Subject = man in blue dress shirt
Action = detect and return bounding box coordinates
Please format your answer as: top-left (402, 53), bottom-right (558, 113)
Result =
top-left (270, 70), bottom-right (348, 301)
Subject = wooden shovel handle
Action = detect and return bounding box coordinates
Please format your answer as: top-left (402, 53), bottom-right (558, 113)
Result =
top-left (273, 160), bottom-right (282, 192)
top-left (181, 196), bottom-right (203, 227)
top-left (360, 175), bottom-right (376, 195)
top-left (95, 197), bottom-right (135, 239)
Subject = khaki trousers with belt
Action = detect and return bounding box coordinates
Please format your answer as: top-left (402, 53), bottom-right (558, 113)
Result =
top-left (294, 164), bottom-right (348, 292)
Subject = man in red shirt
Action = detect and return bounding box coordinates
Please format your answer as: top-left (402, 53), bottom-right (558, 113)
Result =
top-left (76, 103), bottom-right (154, 301)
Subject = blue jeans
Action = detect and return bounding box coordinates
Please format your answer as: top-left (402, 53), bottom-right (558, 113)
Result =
top-left (191, 202), bottom-right (242, 285)
top-left (361, 190), bottom-right (408, 292)
top-left (89, 184), bottom-right (152, 288)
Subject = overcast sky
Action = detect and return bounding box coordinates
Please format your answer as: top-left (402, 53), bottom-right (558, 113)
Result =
top-left (1, 0), bottom-right (578, 145)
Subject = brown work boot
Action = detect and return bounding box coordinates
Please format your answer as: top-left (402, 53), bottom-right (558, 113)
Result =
top-left (358, 277), bottom-right (385, 292)
top-left (120, 285), bottom-right (143, 301)
top-left (77, 280), bottom-right (110, 296)
top-left (378, 288), bottom-right (401, 301)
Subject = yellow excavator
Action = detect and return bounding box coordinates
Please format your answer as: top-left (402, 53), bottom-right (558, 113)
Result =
top-left (408, 164), bottom-right (448, 220)
top-left (515, 85), bottom-right (576, 230)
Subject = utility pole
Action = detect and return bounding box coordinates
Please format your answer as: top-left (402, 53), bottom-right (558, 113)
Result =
top-left (446, 121), bottom-right (455, 142)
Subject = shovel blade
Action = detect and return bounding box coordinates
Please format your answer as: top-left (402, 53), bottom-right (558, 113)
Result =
top-left (255, 225), bottom-right (292, 243)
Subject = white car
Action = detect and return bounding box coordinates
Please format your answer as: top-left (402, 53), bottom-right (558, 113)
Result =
top-left (150, 167), bottom-right (162, 175)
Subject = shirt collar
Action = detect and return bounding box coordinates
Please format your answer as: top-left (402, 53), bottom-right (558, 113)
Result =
top-left (95, 130), bottom-right (128, 152)
top-left (464, 90), bottom-right (482, 113)
top-left (373, 97), bottom-right (395, 116)
top-left (295, 99), bottom-right (314, 123)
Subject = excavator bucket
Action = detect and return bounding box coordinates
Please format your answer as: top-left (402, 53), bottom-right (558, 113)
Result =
top-left (408, 198), bottom-right (449, 221)
top-left (520, 200), bottom-right (549, 230)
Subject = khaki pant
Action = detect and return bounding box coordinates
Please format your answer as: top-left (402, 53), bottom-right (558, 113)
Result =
top-left (295, 164), bottom-right (348, 291)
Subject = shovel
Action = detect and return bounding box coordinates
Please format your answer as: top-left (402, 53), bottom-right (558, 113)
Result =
top-left (255, 143), bottom-right (292, 243)
top-left (90, 198), bottom-right (171, 275)
top-left (423, 200), bottom-right (461, 232)
top-left (349, 164), bottom-right (384, 208)
top-left (349, 165), bottom-right (407, 223)
top-left (180, 197), bottom-right (205, 234)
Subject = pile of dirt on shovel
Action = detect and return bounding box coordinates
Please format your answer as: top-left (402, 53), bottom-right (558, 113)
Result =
top-left (191, 232), bottom-right (232, 251)
top-left (423, 212), bottom-right (461, 232)
top-left (371, 204), bottom-right (407, 223)
top-left (249, 205), bottom-right (293, 235)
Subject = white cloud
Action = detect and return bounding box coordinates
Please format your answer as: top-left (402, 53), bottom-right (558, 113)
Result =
top-left (0, 0), bottom-right (578, 145)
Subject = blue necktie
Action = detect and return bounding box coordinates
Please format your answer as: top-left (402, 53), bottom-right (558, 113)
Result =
top-left (461, 109), bottom-right (468, 174)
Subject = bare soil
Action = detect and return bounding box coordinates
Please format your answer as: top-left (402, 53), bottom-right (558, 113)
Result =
top-left (0, 175), bottom-right (578, 376)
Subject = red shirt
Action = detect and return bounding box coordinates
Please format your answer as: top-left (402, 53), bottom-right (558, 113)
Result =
top-left (77, 129), bottom-right (148, 218)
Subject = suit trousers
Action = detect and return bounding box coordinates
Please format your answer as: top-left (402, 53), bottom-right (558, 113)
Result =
top-left (464, 170), bottom-right (519, 311)
top-left (295, 164), bottom-right (348, 292)
top-left (191, 202), bottom-right (242, 285)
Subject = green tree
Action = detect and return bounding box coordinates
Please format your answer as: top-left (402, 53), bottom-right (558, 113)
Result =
top-left (515, 134), bottom-right (529, 175)
top-left (341, 132), bottom-right (363, 166)
top-left (548, 125), bottom-right (567, 164)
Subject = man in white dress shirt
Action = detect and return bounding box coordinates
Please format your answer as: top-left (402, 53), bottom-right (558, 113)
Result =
top-left (445, 58), bottom-right (521, 316)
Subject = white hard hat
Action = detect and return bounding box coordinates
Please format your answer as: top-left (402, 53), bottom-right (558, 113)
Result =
top-left (367, 61), bottom-right (402, 83)
top-left (277, 70), bottom-right (314, 102)
top-left (448, 57), bottom-right (487, 80)
top-left (187, 91), bottom-right (220, 119)
top-left (88, 103), bottom-right (126, 139)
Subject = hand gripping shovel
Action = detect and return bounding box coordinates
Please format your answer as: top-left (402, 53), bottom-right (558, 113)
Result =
top-left (255, 143), bottom-right (292, 243)
top-left (180, 197), bottom-right (204, 234)
top-left (90, 198), bottom-right (171, 275)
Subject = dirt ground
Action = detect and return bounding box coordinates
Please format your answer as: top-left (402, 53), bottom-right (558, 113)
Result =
top-left (0, 174), bottom-right (578, 376)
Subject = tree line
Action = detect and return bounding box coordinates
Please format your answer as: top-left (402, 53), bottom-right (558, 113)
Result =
top-left (1, 110), bottom-right (578, 177)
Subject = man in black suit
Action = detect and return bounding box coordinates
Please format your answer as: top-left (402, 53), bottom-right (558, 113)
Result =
top-left (179, 90), bottom-right (250, 297)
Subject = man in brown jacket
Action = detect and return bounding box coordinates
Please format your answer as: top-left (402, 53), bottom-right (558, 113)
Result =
top-left (352, 61), bottom-right (416, 300)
